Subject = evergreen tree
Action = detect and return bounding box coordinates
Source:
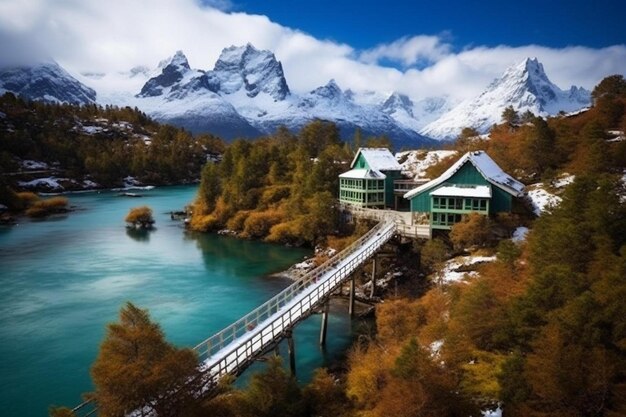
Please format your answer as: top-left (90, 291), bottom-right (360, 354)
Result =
top-left (502, 105), bottom-right (520, 125)
top-left (90, 303), bottom-right (201, 417)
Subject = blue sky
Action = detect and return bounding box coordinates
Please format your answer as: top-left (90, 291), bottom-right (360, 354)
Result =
top-left (0, 0), bottom-right (624, 101)
top-left (230, 0), bottom-right (625, 50)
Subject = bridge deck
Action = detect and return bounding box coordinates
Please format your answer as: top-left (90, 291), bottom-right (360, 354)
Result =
top-left (194, 220), bottom-right (397, 385)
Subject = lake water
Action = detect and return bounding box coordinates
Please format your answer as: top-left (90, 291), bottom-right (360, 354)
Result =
top-left (0, 186), bottom-right (359, 417)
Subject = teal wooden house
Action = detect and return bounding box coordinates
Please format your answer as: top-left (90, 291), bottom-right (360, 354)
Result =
top-left (339, 148), bottom-right (403, 208)
top-left (403, 151), bottom-right (524, 230)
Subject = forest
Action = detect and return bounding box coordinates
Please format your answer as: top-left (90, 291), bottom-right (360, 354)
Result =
top-left (49, 74), bottom-right (626, 417)
top-left (0, 93), bottom-right (225, 191)
top-left (189, 121), bottom-right (393, 247)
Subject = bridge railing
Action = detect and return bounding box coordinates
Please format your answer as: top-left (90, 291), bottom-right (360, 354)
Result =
top-left (193, 220), bottom-right (395, 363)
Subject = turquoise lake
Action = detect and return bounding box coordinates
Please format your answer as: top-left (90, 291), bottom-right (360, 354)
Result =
top-left (0, 185), bottom-right (359, 417)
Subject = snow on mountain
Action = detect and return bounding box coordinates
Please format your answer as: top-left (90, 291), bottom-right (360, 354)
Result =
top-left (208, 43), bottom-right (290, 101)
top-left (420, 58), bottom-right (591, 140)
top-left (396, 149), bottom-right (458, 179)
top-left (0, 61), bottom-right (96, 105)
top-left (127, 46), bottom-right (434, 146)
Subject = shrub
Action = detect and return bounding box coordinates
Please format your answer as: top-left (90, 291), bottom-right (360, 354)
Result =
top-left (189, 214), bottom-right (220, 232)
top-left (25, 196), bottom-right (68, 218)
top-left (226, 210), bottom-right (251, 232)
top-left (450, 213), bottom-right (493, 250)
top-left (242, 209), bottom-right (284, 239)
top-left (125, 206), bottom-right (154, 229)
top-left (266, 221), bottom-right (303, 245)
top-left (259, 185), bottom-right (291, 208)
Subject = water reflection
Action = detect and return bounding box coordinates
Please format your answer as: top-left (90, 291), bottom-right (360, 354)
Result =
top-left (187, 231), bottom-right (310, 277)
top-left (125, 227), bottom-right (152, 242)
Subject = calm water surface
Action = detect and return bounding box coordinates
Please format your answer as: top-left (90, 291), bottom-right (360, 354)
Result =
top-left (0, 186), bottom-right (358, 417)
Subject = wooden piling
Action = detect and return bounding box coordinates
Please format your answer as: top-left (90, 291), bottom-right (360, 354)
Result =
top-left (286, 332), bottom-right (296, 377)
top-left (370, 256), bottom-right (377, 298)
top-left (319, 301), bottom-right (329, 346)
top-left (349, 275), bottom-right (355, 317)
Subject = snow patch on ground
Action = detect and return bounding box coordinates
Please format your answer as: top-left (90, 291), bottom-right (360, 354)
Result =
top-left (512, 226), bottom-right (529, 243)
top-left (20, 160), bottom-right (49, 170)
top-left (429, 340), bottom-right (444, 357)
top-left (526, 184), bottom-right (562, 216)
top-left (82, 179), bottom-right (99, 188)
top-left (607, 130), bottom-right (625, 142)
top-left (482, 406), bottom-right (502, 417)
top-left (81, 125), bottom-right (105, 135)
top-left (552, 173), bottom-right (575, 188)
top-left (439, 255), bottom-right (497, 284)
top-left (396, 149), bottom-right (457, 179)
top-left (18, 177), bottom-right (65, 191)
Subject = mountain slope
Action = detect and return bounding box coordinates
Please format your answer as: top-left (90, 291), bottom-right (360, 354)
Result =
top-left (132, 45), bottom-right (433, 146)
top-left (420, 58), bottom-right (591, 140)
top-left (0, 61), bottom-right (96, 105)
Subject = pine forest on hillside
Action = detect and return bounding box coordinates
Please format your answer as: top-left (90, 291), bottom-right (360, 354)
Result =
top-left (43, 75), bottom-right (626, 417)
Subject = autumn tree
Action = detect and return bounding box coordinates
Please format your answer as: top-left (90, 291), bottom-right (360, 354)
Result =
top-left (198, 162), bottom-right (221, 213)
top-left (236, 357), bottom-right (304, 417)
top-left (125, 206), bottom-right (155, 229)
top-left (449, 213), bottom-right (492, 250)
top-left (591, 74), bottom-right (626, 103)
top-left (303, 369), bottom-right (351, 417)
top-left (90, 303), bottom-right (201, 417)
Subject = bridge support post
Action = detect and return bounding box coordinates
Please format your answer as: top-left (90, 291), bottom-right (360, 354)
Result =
top-left (349, 275), bottom-right (355, 317)
top-left (370, 255), bottom-right (377, 298)
top-left (319, 301), bottom-right (329, 346)
top-left (286, 331), bottom-right (296, 377)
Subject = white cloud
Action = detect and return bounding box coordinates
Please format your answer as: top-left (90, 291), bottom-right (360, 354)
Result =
top-left (0, 0), bottom-right (624, 104)
top-left (360, 35), bottom-right (452, 67)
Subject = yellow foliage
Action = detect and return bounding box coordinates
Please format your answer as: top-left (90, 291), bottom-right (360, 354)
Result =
top-left (265, 219), bottom-right (303, 245)
top-left (212, 196), bottom-right (234, 225)
top-left (326, 234), bottom-right (358, 252)
top-left (189, 214), bottom-right (220, 232)
top-left (25, 196), bottom-right (68, 217)
top-left (346, 344), bottom-right (393, 409)
top-left (226, 210), bottom-right (251, 232)
top-left (242, 209), bottom-right (284, 238)
top-left (449, 213), bottom-right (492, 249)
top-left (124, 206), bottom-right (153, 225)
top-left (460, 350), bottom-right (506, 401)
top-left (415, 288), bottom-right (451, 345)
top-left (16, 191), bottom-right (40, 206)
top-left (375, 299), bottom-right (425, 345)
top-left (258, 185), bottom-right (291, 208)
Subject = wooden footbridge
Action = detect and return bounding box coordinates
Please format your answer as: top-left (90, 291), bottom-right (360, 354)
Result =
top-left (194, 220), bottom-right (397, 380)
top-left (72, 220), bottom-right (398, 416)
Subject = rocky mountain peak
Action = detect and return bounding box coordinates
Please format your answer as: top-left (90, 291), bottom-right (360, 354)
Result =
top-left (311, 79), bottom-right (343, 99)
top-left (210, 43), bottom-right (290, 100)
top-left (382, 92), bottom-right (414, 117)
top-left (138, 51), bottom-right (194, 98)
top-left (420, 57), bottom-right (591, 140)
top-left (0, 61), bottom-right (96, 105)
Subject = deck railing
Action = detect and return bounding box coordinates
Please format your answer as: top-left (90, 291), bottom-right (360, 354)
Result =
top-left (194, 221), bottom-right (397, 379)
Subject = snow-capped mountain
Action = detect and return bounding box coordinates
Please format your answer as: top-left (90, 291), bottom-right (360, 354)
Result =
top-left (130, 45), bottom-right (434, 146)
top-left (0, 61), bottom-right (96, 105)
top-left (420, 58), bottom-right (591, 140)
top-left (209, 43), bottom-right (290, 101)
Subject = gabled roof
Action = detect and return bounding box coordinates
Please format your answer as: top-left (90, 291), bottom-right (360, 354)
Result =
top-left (404, 151), bottom-right (524, 199)
top-left (350, 148), bottom-right (402, 171)
top-left (339, 168), bottom-right (386, 179)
